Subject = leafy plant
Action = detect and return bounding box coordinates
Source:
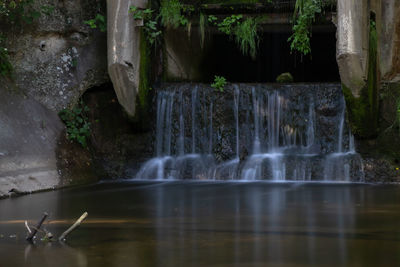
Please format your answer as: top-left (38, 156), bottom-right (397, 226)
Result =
top-left (130, 6), bottom-right (153, 20)
top-left (211, 75), bottom-right (227, 92)
top-left (59, 101), bottom-right (91, 148)
top-left (208, 14), bottom-right (260, 58)
top-left (217, 14), bottom-right (242, 35)
top-left (234, 17), bottom-right (259, 59)
top-left (207, 14), bottom-right (218, 25)
top-left (160, 0), bottom-right (188, 29)
top-left (288, 0), bottom-right (326, 55)
top-left (84, 14), bottom-right (106, 32)
top-left (130, 6), bottom-right (162, 46)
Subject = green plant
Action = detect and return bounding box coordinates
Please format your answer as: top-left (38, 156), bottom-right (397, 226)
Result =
top-left (207, 14), bottom-right (217, 25)
top-left (288, 0), bottom-right (326, 55)
top-left (211, 75), bottom-right (227, 92)
top-left (0, 35), bottom-right (12, 76)
top-left (234, 17), bottom-right (259, 59)
top-left (160, 0), bottom-right (188, 29)
top-left (0, 0), bottom-right (41, 25)
top-left (59, 101), bottom-right (91, 148)
top-left (130, 6), bottom-right (162, 46)
top-left (217, 14), bottom-right (242, 35)
top-left (84, 14), bottom-right (106, 32)
top-left (130, 6), bottom-right (153, 20)
top-left (208, 14), bottom-right (260, 58)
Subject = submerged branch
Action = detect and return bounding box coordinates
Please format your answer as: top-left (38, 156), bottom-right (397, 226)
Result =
top-left (58, 212), bottom-right (88, 241)
top-left (26, 212), bottom-right (48, 242)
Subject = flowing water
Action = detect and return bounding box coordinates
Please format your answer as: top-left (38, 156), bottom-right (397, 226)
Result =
top-left (136, 83), bottom-right (364, 181)
top-left (1, 181), bottom-right (400, 267)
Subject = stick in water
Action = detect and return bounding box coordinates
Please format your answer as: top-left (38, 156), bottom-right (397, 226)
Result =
top-left (58, 212), bottom-right (88, 241)
top-left (26, 212), bottom-right (48, 241)
top-left (24, 221), bottom-right (32, 234)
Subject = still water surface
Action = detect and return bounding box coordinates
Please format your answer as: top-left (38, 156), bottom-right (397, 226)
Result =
top-left (0, 181), bottom-right (400, 266)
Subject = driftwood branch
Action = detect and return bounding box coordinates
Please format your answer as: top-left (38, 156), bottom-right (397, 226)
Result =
top-left (25, 220), bottom-right (32, 234)
top-left (26, 212), bottom-right (48, 241)
top-left (59, 212), bottom-right (88, 241)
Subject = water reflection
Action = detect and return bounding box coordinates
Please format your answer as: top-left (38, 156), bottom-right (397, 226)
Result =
top-left (146, 182), bottom-right (400, 266)
top-left (0, 182), bottom-right (400, 266)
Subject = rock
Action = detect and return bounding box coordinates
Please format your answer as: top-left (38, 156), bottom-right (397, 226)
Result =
top-left (82, 84), bottom-right (153, 178)
top-left (0, 83), bottom-right (63, 199)
top-left (0, 0), bottom-right (109, 198)
top-left (276, 72), bottom-right (294, 83)
top-left (5, 0), bottom-right (109, 112)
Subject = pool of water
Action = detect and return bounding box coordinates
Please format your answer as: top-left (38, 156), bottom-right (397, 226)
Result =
top-left (1, 181), bottom-right (400, 266)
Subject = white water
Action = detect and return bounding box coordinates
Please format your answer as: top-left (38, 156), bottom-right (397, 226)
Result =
top-left (135, 84), bottom-right (364, 181)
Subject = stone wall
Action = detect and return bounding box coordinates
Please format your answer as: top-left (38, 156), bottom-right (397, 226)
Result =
top-left (0, 0), bottom-right (109, 198)
top-left (4, 0), bottom-right (109, 112)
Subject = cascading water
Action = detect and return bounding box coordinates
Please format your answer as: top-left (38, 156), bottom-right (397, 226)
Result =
top-left (322, 105), bottom-right (364, 181)
top-left (135, 83), bottom-right (364, 181)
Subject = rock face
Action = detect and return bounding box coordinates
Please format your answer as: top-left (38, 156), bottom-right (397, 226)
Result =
top-left (0, 84), bottom-right (63, 198)
top-left (0, 0), bottom-right (109, 197)
top-left (6, 0), bottom-right (109, 111)
top-left (107, 0), bottom-right (148, 117)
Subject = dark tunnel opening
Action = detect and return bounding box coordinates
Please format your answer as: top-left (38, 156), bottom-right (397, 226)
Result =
top-left (201, 28), bottom-right (340, 83)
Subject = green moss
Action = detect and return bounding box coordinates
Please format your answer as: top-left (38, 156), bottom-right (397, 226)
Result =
top-left (343, 20), bottom-right (378, 139)
top-left (276, 72), bottom-right (294, 83)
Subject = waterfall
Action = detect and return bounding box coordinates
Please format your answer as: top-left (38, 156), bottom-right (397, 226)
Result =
top-left (135, 83), bottom-right (365, 182)
top-left (322, 102), bottom-right (365, 182)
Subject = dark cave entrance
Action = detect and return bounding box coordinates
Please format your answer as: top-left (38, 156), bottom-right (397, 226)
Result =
top-left (199, 26), bottom-right (340, 83)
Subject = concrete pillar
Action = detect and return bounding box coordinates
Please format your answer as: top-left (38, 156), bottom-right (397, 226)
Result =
top-left (336, 0), bottom-right (369, 97)
top-left (107, 0), bottom-right (148, 117)
top-left (378, 0), bottom-right (400, 82)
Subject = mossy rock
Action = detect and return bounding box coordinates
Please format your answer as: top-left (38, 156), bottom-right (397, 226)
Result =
top-left (276, 72), bottom-right (293, 83)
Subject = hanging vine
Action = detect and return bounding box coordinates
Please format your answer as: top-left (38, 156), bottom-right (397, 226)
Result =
top-left (288, 0), bottom-right (327, 56)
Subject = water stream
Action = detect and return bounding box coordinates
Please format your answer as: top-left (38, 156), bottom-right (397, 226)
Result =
top-left (136, 83), bottom-right (364, 181)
